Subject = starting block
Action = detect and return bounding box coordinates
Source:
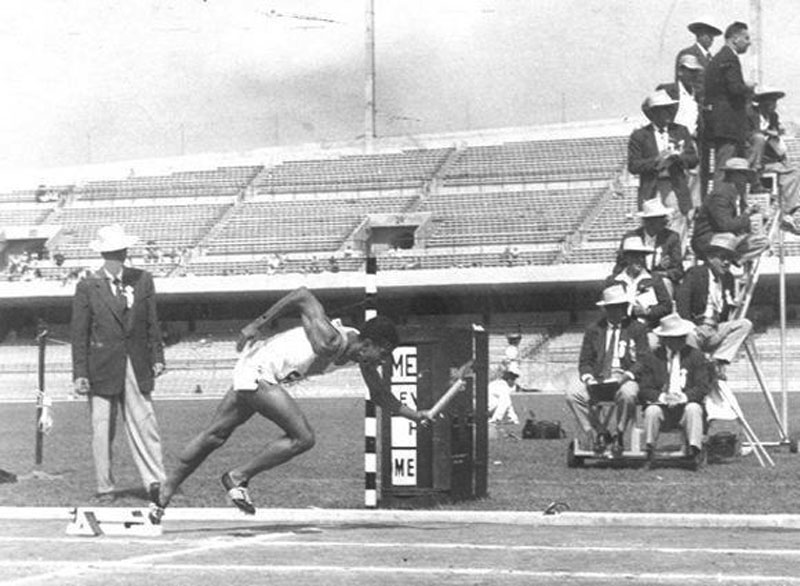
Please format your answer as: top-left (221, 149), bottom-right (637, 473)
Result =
top-left (66, 507), bottom-right (162, 537)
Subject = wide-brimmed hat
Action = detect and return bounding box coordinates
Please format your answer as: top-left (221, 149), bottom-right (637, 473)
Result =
top-left (641, 89), bottom-right (679, 114)
top-left (89, 224), bottom-right (138, 253)
top-left (636, 198), bottom-right (674, 218)
top-left (722, 157), bottom-right (756, 176)
top-left (753, 86), bottom-right (786, 103)
top-left (621, 235), bottom-right (655, 255)
top-left (653, 313), bottom-right (695, 337)
top-left (677, 54), bottom-right (704, 71)
top-left (596, 284), bottom-right (629, 306)
top-left (503, 361), bottom-right (521, 378)
top-left (707, 232), bottom-right (740, 255)
top-left (688, 21), bottom-right (722, 36)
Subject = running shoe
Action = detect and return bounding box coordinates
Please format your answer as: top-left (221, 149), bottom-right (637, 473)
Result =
top-left (221, 472), bottom-right (256, 515)
top-left (148, 482), bottom-right (165, 525)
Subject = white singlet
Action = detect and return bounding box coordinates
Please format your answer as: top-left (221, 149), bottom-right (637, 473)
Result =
top-left (232, 319), bottom-right (358, 391)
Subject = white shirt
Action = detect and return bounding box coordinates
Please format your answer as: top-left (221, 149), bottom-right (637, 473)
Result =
top-left (673, 81), bottom-right (699, 136)
top-left (654, 126), bottom-right (671, 153)
top-left (232, 319), bottom-right (356, 391)
top-left (703, 269), bottom-right (725, 324)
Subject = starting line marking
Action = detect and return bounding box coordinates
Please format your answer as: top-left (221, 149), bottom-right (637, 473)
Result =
top-left (1, 561), bottom-right (800, 585)
top-left (3, 506), bottom-right (800, 529)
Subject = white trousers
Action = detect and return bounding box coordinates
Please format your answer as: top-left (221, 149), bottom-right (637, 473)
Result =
top-left (89, 359), bottom-right (166, 495)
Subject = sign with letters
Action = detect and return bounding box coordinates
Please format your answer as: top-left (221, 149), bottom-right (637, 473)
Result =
top-left (390, 346), bottom-right (418, 486)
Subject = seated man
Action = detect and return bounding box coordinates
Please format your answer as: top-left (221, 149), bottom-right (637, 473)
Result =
top-left (638, 313), bottom-right (714, 469)
top-left (613, 198), bottom-right (684, 294)
top-left (676, 233), bottom-right (753, 380)
top-left (628, 89), bottom-right (699, 244)
top-left (565, 284), bottom-right (650, 456)
top-left (607, 236), bottom-right (672, 342)
top-left (691, 157), bottom-right (770, 262)
top-left (747, 87), bottom-right (800, 234)
top-left (488, 361), bottom-right (521, 426)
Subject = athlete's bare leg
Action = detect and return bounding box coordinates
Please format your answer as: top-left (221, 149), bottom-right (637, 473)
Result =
top-left (160, 389), bottom-right (255, 506)
top-left (226, 381), bottom-right (316, 485)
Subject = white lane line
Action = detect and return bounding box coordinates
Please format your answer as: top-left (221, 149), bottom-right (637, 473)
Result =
top-left (3, 536), bottom-right (800, 558)
top-left (1, 561), bottom-right (799, 584)
top-left (0, 532), bottom-right (294, 586)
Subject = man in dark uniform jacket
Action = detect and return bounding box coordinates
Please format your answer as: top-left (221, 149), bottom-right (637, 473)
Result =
top-left (638, 313), bottom-right (714, 469)
top-left (565, 284), bottom-right (650, 456)
top-left (676, 233), bottom-right (752, 380)
top-left (691, 157), bottom-right (769, 261)
top-left (675, 20), bottom-right (721, 84)
top-left (704, 21), bottom-right (754, 186)
top-left (629, 90), bottom-right (698, 244)
top-left (612, 198), bottom-right (684, 293)
top-left (71, 224), bottom-right (166, 502)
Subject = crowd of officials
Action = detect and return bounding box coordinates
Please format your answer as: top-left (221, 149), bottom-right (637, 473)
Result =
top-left (562, 18), bottom-right (796, 467)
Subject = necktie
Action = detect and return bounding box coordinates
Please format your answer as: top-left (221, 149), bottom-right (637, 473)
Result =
top-left (599, 325), bottom-right (617, 380)
top-left (112, 277), bottom-right (126, 310)
top-left (668, 350), bottom-right (681, 395)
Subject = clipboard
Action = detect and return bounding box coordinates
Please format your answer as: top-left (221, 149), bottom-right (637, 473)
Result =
top-left (587, 380), bottom-right (620, 402)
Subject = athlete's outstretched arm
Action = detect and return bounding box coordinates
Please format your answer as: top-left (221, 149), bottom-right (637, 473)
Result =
top-left (237, 287), bottom-right (337, 353)
top-left (359, 362), bottom-right (431, 423)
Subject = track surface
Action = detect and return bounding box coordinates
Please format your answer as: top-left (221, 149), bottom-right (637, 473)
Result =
top-left (2, 514), bottom-right (800, 585)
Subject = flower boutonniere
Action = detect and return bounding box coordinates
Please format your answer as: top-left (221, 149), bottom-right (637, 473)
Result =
top-left (123, 285), bottom-right (135, 309)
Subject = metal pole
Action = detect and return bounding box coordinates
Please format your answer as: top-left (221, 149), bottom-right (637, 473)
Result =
top-left (364, 0), bottom-right (376, 152)
top-left (750, 0), bottom-right (763, 85)
top-left (779, 183), bottom-right (789, 434)
top-left (35, 327), bottom-right (47, 466)
top-left (364, 235), bottom-right (378, 508)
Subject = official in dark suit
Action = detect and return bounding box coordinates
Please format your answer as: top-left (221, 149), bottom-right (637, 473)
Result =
top-left (565, 285), bottom-right (650, 456)
top-left (691, 157), bottom-right (769, 261)
top-left (638, 313), bottom-right (714, 469)
top-left (676, 233), bottom-right (752, 378)
top-left (704, 22), bottom-right (754, 186)
top-left (674, 20), bottom-right (721, 84)
top-left (71, 224), bottom-right (166, 501)
top-left (628, 89), bottom-right (698, 243)
top-left (612, 198), bottom-right (684, 292)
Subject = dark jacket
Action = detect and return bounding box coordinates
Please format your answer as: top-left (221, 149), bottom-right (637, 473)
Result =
top-left (71, 267), bottom-right (164, 396)
top-left (675, 264), bottom-right (737, 326)
top-left (704, 44), bottom-right (751, 144)
top-left (613, 226), bottom-right (684, 285)
top-left (578, 316), bottom-right (650, 381)
top-left (691, 181), bottom-right (751, 258)
top-left (628, 122), bottom-right (698, 214)
top-left (638, 344), bottom-right (714, 404)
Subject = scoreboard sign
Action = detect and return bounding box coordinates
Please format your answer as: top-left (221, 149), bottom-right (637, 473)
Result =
top-left (390, 346), bottom-right (418, 486)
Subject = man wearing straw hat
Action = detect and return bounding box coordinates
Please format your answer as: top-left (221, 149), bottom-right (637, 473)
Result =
top-left (747, 86), bottom-right (800, 234)
top-left (71, 224), bottom-right (167, 504)
top-left (606, 235), bottom-right (672, 341)
top-left (612, 198), bottom-right (684, 293)
top-left (638, 313), bottom-right (714, 470)
top-left (675, 19), bottom-right (722, 81)
top-left (676, 232), bottom-right (753, 381)
top-left (565, 284), bottom-right (649, 457)
top-left (691, 157), bottom-right (770, 262)
top-left (628, 89), bottom-right (698, 244)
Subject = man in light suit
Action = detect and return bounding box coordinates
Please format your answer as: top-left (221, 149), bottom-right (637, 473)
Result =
top-left (71, 224), bottom-right (166, 505)
top-left (628, 89), bottom-right (699, 244)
